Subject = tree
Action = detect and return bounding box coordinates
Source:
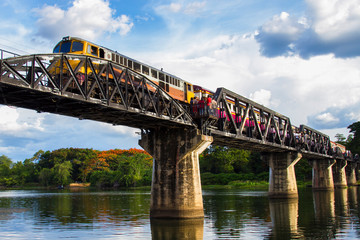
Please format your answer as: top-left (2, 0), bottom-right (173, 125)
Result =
top-left (347, 121), bottom-right (360, 155)
top-left (335, 133), bottom-right (346, 144)
top-left (39, 168), bottom-right (53, 186)
top-left (0, 155), bottom-right (12, 177)
top-left (53, 161), bottom-right (72, 185)
top-left (200, 146), bottom-right (251, 174)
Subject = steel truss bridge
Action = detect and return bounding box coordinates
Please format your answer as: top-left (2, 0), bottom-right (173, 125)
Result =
top-left (0, 53), bottom-right (354, 161)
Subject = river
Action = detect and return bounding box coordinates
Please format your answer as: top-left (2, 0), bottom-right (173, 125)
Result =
top-left (0, 187), bottom-right (359, 239)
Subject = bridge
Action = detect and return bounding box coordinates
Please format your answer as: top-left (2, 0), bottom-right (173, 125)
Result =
top-left (0, 52), bottom-right (358, 219)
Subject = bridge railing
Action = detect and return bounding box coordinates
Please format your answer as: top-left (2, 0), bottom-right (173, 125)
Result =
top-left (298, 125), bottom-right (332, 156)
top-left (199, 88), bottom-right (339, 158)
top-left (0, 49), bottom-right (20, 60)
top-left (0, 54), bottom-right (195, 128)
top-left (203, 87), bottom-right (296, 151)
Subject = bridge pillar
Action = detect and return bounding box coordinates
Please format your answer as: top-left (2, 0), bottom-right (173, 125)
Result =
top-left (266, 152), bottom-right (302, 198)
top-left (139, 128), bottom-right (213, 219)
top-left (346, 162), bottom-right (357, 186)
top-left (332, 159), bottom-right (347, 188)
top-left (311, 159), bottom-right (335, 190)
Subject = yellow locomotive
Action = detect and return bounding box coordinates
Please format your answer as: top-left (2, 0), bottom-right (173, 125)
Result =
top-left (53, 36), bottom-right (195, 103)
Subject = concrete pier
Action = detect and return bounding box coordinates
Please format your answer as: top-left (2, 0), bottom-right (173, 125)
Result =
top-left (311, 159), bottom-right (335, 190)
top-left (346, 162), bottom-right (357, 186)
top-left (139, 128), bottom-right (213, 219)
top-left (332, 159), bottom-right (347, 188)
top-left (267, 152), bottom-right (302, 198)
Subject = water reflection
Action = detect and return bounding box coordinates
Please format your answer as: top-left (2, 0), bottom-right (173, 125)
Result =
top-left (313, 190), bottom-right (336, 238)
top-left (151, 218), bottom-right (203, 240)
top-left (0, 188), bottom-right (360, 239)
top-left (335, 188), bottom-right (349, 217)
top-left (348, 187), bottom-right (357, 210)
top-left (269, 198), bottom-right (303, 239)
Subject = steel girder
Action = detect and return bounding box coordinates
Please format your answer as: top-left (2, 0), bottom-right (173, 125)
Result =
top-left (206, 87), bottom-right (335, 159)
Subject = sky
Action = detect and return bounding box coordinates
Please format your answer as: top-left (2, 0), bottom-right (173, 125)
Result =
top-left (0, 0), bottom-right (359, 162)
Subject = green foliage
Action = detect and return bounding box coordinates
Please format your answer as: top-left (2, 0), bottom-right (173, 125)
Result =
top-left (0, 177), bottom-right (18, 187)
top-left (53, 161), bottom-right (72, 185)
top-left (347, 121), bottom-right (360, 155)
top-left (335, 133), bottom-right (346, 143)
top-left (39, 168), bottom-right (53, 186)
top-left (295, 159), bottom-right (312, 181)
top-left (88, 152), bottom-right (152, 188)
top-left (0, 155), bottom-right (12, 177)
top-left (228, 180), bottom-right (268, 188)
top-left (201, 172), bottom-right (269, 185)
top-left (200, 146), bottom-right (253, 174)
top-left (89, 171), bottom-right (113, 188)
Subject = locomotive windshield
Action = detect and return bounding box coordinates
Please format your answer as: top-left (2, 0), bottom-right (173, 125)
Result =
top-left (53, 40), bottom-right (83, 53)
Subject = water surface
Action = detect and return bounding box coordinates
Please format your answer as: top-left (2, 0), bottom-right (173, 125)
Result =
top-left (0, 187), bottom-right (359, 239)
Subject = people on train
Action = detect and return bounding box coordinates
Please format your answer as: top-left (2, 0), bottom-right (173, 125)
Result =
top-left (206, 95), bottom-right (212, 114)
top-left (198, 97), bottom-right (205, 116)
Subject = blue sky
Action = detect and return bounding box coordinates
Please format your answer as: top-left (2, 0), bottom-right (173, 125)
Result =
top-left (1, 0), bottom-right (359, 162)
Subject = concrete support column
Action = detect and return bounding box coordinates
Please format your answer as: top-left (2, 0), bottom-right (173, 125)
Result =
top-left (267, 152), bottom-right (302, 198)
top-left (311, 159), bottom-right (335, 190)
top-left (332, 159), bottom-right (347, 188)
top-left (346, 162), bottom-right (357, 186)
top-left (139, 128), bottom-right (213, 219)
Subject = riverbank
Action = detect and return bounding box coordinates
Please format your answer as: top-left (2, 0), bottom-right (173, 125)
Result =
top-left (0, 180), bottom-right (340, 191)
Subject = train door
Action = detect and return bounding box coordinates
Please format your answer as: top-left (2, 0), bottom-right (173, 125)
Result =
top-left (184, 83), bottom-right (188, 102)
top-left (159, 72), bottom-right (165, 90)
top-left (165, 75), bottom-right (169, 92)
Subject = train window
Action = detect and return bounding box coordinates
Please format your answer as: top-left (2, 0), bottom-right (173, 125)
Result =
top-left (128, 60), bottom-right (133, 69)
top-left (60, 41), bottom-right (71, 53)
top-left (142, 66), bottom-right (149, 75)
top-left (165, 75), bottom-right (169, 83)
top-left (99, 49), bottom-right (105, 58)
top-left (53, 43), bottom-right (61, 53)
top-left (170, 77), bottom-right (173, 85)
top-left (72, 41), bottom-right (83, 52)
top-left (112, 53), bottom-right (115, 62)
top-left (151, 69), bottom-right (158, 78)
top-left (116, 54), bottom-right (120, 63)
top-left (88, 45), bottom-right (98, 56)
top-left (159, 72), bottom-right (164, 81)
top-left (188, 84), bottom-right (191, 91)
top-left (120, 56), bottom-right (124, 65)
top-left (134, 62), bottom-right (141, 72)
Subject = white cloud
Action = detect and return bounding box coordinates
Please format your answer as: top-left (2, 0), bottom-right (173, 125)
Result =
top-left (249, 89), bottom-right (274, 108)
top-left (0, 106), bottom-right (44, 136)
top-left (260, 12), bottom-right (307, 37)
top-left (169, 3), bottom-right (182, 13)
top-left (184, 2), bottom-right (206, 15)
top-left (315, 112), bottom-right (339, 124)
top-left (156, 1), bottom-right (206, 15)
top-left (34, 0), bottom-right (133, 41)
top-left (308, 0), bottom-right (360, 40)
top-left (256, 0), bottom-right (360, 58)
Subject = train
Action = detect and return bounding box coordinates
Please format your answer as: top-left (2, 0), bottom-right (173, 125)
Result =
top-left (51, 37), bottom-right (305, 139)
